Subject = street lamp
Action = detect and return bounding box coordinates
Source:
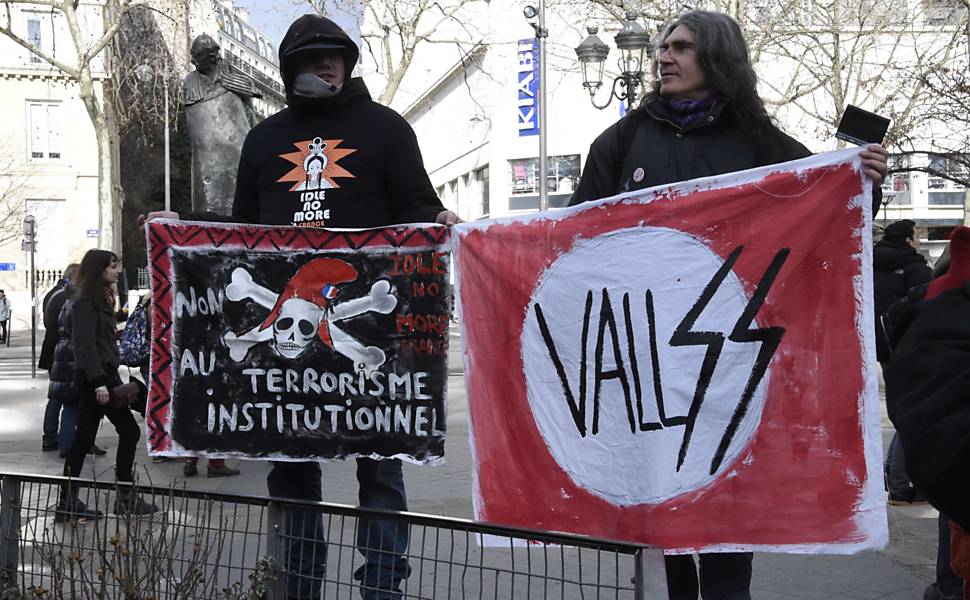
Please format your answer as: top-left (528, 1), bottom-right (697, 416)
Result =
top-left (575, 12), bottom-right (652, 110)
top-left (135, 62), bottom-right (172, 212)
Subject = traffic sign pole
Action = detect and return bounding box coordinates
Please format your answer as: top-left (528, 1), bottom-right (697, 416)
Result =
top-left (22, 216), bottom-right (36, 378)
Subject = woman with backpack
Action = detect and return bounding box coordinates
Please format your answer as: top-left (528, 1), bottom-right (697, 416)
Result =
top-left (56, 249), bottom-right (158, 522)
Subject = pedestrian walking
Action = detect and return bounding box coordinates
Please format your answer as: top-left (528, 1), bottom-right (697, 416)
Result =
top-left (0, 289), bottom-right (10, 343)
top-left (56, 249), bottom-right (158, 522)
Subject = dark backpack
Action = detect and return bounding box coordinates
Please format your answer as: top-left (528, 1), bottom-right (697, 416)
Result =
top-left (118, 302), bottom-right (150, 367)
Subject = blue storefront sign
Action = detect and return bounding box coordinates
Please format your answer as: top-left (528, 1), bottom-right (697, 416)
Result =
top-left (517, 38), bottom-right (539, 137)
top-left (0, 263), bottom-right (15, 272)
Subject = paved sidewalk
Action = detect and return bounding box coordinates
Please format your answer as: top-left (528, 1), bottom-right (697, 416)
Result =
top-left (0, 328), bottom-right (945, 598)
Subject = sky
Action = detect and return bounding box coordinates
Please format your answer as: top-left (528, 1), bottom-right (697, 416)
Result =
top-left (235, 0), bottom-right (362, 48)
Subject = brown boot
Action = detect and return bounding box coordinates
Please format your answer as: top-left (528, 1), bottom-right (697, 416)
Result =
top-left (207, 459), bottom-right (240, 478)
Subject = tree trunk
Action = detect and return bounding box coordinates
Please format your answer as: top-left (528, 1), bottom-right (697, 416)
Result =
top-left (378, 47), bottom-right (414, 106)
top-left (77, 69), bottom-right (117, 253)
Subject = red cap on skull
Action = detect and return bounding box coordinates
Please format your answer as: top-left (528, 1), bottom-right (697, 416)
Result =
top-left (259, 258), bottom-right (358, 347)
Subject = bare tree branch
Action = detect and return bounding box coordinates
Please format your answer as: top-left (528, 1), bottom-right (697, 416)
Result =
top-left (0, 0), bottom-right (151, 252)
top-left (0, 139), bottom-right (32, 246)
top-left (310, 0), bottom-right (487, 106)
top-left (0, 1), bottom-right (79, 76)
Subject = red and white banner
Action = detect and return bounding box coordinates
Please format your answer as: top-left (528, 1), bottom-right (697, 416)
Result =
top-left (453, 149), bottom-right (887, 553)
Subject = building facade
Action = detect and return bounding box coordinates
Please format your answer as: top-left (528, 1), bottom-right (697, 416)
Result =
top-left (0, 0), bottom-right (285, 332)
top-left (0, 1), bottom-right (109, 331)
top-left (363, 0), bottom-right (968, 262)
top-left (201, 0), bottom-right (286, 118)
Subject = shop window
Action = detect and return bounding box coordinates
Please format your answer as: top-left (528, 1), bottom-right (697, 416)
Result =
top-left (508, 155), bottom-right (580, 197)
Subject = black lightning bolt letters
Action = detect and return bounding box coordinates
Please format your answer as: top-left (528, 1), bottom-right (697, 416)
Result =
top-left (669, 247), bottom-right (743, 471)
top-left (533, 244), bottom-right (788, 476)
top-left (708, 248), bottom-right (789, 474)
top-left (534, 291), bottom-right (593, 436)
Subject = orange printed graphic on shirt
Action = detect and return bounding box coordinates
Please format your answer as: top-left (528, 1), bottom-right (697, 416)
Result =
top-left (277, 137), bottom-right (356, 192)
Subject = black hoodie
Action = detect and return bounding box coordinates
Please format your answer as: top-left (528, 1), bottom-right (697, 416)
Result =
top-left (232, 15), bottom-right (443, 229)
top-left (873, 238), bottom-right (932, 317)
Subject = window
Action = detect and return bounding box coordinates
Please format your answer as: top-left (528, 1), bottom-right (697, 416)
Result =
top-left (476, 166), bottom-right (490, 217)
top-left (926, 155), bottom-right (967, 206)
top-left (928, 226), bottom-right (957, 240)
top-left (27, 101), bottom-right (62, 161)
top-left (883, 174), bottom-right (911, 207)
top-left (927, 155), bottom-right (967, 185)
top-left (243, 27), bottom-right (259, 52)
top-left (23, 12), bottom-right (60, 64)
top-left (27, 17), bottom-right (43, 63)
top-left (922, 0), bottom-right (966, 25)
top-left (508, 155), bottom-right (580, 210)
top-left (881, 156), bottom-right (911, 206)
top-left (509, 155), bottom-right (580, 196)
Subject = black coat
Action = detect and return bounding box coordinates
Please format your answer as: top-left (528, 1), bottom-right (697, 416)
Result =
top-left (38, 282), bottom-right (72, 371)
top-left (41, 279), bottom-right (64, 316)
top-left (873, 239), bottom-right (932, 316)
top-left (873, 240), bottom-right (931, 363)
top-left (570, 96), bottom-right (811, 206)
top-left (885, 285), bottom-right (970, 531)
top-left (47, 298), bottom-right (80, 406)
top-left (72, 297), bottom-right (122, 389)
top-left (569, 96), bottom-right (883, 215)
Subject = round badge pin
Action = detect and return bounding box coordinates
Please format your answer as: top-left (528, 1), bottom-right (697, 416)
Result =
top-left (633, 167), bottom-right (645, 183)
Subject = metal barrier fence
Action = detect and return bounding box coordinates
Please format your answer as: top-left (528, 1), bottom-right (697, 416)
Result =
top-left (0, 472), bottom-right (667, 599)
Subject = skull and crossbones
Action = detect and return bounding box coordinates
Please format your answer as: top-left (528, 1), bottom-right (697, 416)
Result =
top-left (223, 258), bottom-right (397, 372)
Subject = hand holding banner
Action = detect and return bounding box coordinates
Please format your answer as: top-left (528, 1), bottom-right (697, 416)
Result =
top-left (146, 221), bottom-right (451, 464)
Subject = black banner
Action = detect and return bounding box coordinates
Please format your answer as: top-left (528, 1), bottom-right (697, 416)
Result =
top-left (160, 241), bottom-right (450, 463)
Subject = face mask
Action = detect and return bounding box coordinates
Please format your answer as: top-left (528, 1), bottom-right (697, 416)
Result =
top-left (292, 74), bottom-right (342, 99)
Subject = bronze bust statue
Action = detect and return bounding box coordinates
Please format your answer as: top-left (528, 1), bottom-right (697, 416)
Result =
top-left (184, 34), bottom-right (261, 214)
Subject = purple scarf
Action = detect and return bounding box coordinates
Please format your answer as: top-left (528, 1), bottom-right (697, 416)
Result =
top-left (659, 94), bottom-right (724, 128)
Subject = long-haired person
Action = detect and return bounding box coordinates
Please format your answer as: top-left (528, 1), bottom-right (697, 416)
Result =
top-left (56, 249), bottom-right (157, 521)
top-left (569, 10), bottom-right (888, 600)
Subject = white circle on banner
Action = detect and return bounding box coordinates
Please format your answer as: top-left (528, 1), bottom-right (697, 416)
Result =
top-left (521, 226), bottom-right (769, 506)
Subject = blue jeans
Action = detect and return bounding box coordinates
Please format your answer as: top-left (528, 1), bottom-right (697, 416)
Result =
top-left (886, 432), bottom-right (911, 495)
top-left (43, 400), bottom-right (79, 450)
top-left (267, 459), bottom-right (410, 600)
top-left (665, 553), bottom-right (753, 600)
top-left (58, 405), bottom-right (78, 451)
top-left (42, 398), bottom-right (62, 447)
